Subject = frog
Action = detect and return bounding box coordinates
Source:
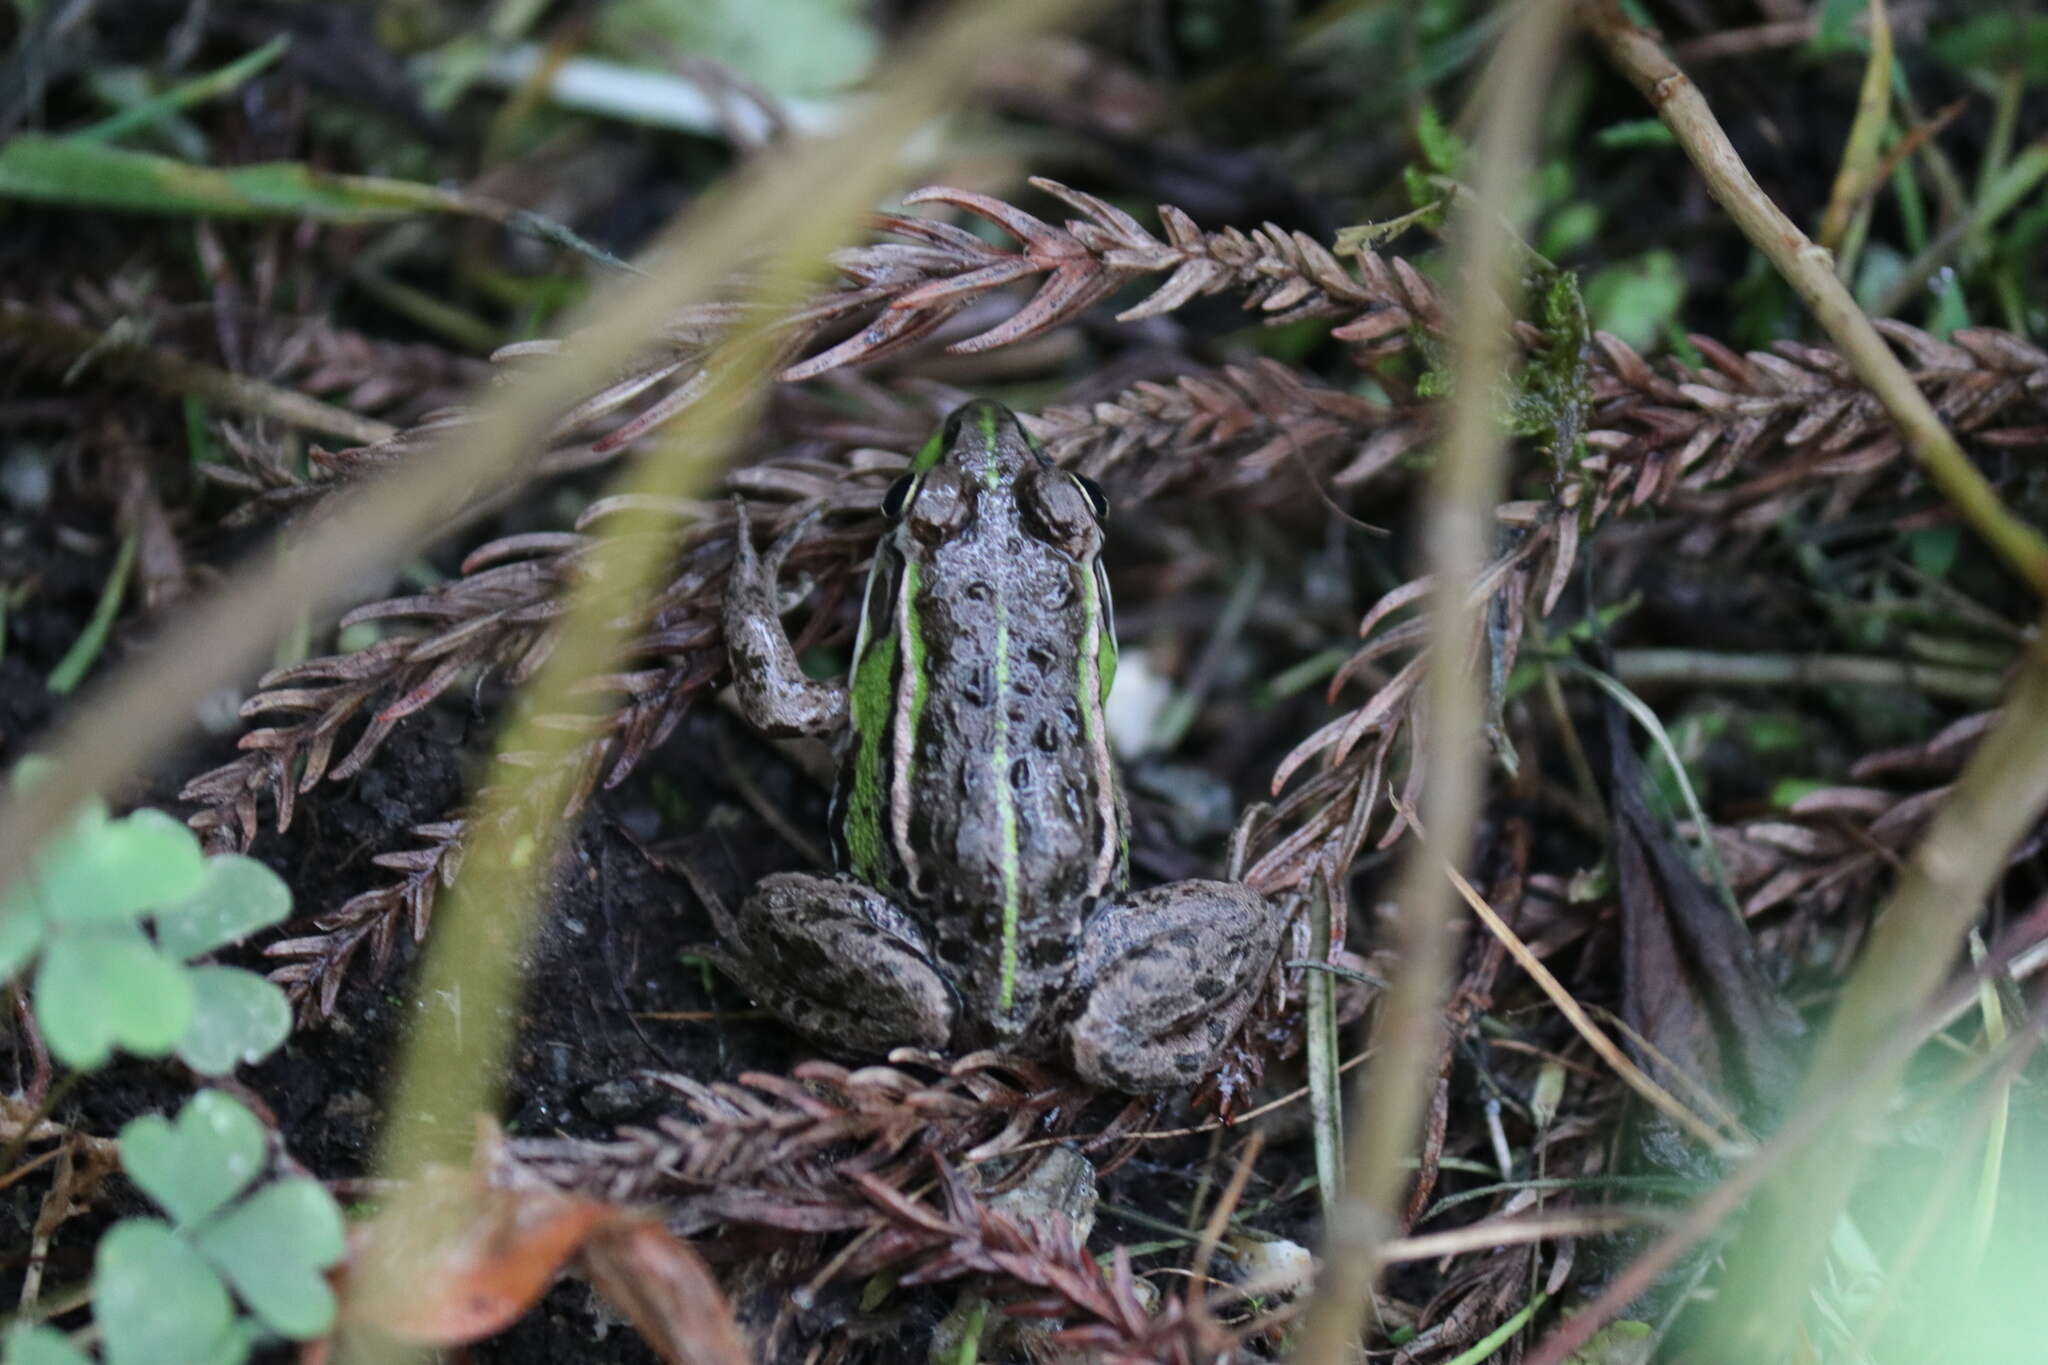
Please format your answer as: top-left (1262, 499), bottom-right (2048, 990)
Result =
top-left (712, 398), bottom-right (1286, 1093)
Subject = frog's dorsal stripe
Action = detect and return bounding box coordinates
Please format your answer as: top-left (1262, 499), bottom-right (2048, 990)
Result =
top-left (977, 404), bottom-right (1003, 489)
top-left (888, 555), bottom-right (928, 891)
top-left (1077, 552), bottom-right (1119, 899)
top-left (1094, 557), bottom-right (1118, 705)
top-left (991, 595), bottom-right (1023, 1008)
top-left (911, 426), bottom-right (946, 473)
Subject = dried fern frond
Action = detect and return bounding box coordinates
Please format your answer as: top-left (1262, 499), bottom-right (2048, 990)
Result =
top-left (501, 1054), bottom-right (1221, 1362)
top-left (1031, 356), bottom-right (1413, 502)
top-left (844, 1158), bottom-right (1231, 1364)
top-left (258, 178), bottom-right (1447, 521)
top-left (1712, 710), bottom-right (2038, 934)
top-left (1584, 321), bottom-right (2048, 536)
top-left (504, 1053), bottom-right (1115, 1228)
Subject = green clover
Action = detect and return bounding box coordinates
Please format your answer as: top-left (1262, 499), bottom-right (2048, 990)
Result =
top-left (89, 1092), bottom-right (346, 1364)
top-left (0, 766), bottom-right (293, 1075)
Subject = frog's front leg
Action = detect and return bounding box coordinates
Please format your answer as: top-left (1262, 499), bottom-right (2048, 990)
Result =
top-left (707, 872), bottom-right (957, 1055)
top-left (1063, 882), bottom-right (1286, 1093)
top-left (722, 501), bottom-right (848, 739)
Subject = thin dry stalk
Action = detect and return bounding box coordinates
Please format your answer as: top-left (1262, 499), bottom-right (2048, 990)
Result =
top-left (1377, 1209), bottom-right (1657, 1263)
top-left (0, 0), bottom-right (1088, 942)
top-left (1443, 862), bottom-right (1741, 1154)
top-left (1293, 5), bottom-right (1569, 1360)
top-left (1522, 903), bottom-right (2048, 1365)
top-left (360, 0), bottom-right (1103, 1297)
top-left (1613, 648), bottom-right (2004, 704)
top-left (1578, 0), bottom-right (2048, 593)
top-left (0, 301), bottom-right (398, 446)
top-left (1698, 631), bottom-right (2048, 1354)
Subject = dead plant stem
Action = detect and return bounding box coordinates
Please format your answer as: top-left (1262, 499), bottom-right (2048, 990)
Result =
top-left (1579, 0), bottom-right (2048, 596)
top-left (1612, 647), bottom-right (2004, 703)
top-left (1695, 626), bottom-right (2048, 1355)
top-left (0, 302), bottom-right (398, 446)
top-left (0, 0), bottom-right (1090, 930)
top-left (1444, 862), bottom-right (1744, 1154)
top-left (1291, 4), bottom-right (1568, 1358)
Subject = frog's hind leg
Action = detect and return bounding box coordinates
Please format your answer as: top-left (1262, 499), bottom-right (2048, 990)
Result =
top-left (1065, 882), bottom-right (1285, 1094)
top-left (708, 872), bottom-right (956, 1055)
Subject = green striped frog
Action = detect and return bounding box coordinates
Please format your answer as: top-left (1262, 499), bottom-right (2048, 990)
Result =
top-left (714, 400), bottom-right (1285, 1092)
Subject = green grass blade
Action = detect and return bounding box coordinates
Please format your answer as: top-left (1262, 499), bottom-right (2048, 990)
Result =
top-left (75, 36), bottom-right (289, 145)
top-left (0, 136), bottom-right (489, 222)
top-left (47, 531), bottom-right (137, 697)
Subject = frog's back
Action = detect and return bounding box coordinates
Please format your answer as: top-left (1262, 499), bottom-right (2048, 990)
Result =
top-left (831, 400), bottom-right (1125, 1042)
top-left (909, 497), bottom-right (1120, 909)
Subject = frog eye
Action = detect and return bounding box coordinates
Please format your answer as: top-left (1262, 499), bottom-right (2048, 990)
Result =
top-left (881, 473), bottom-right (916, 522)
top-left (1074, 474), bottom-right (1109, 521)
top-left (941, 405), bottom-right (971, 446)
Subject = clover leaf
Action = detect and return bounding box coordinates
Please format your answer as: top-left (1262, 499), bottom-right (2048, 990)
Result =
top-left (35, 808), bottom-right (206, 926)
top-left (0, 775), bottom-right (295, 1076)
top-left (0, 1326), bottom-right (93, 1365)
top-left (35, 925), bottom-right (194, 1070)
top-left (174, 967), bottom-right (291, 1077)
top-left (94, 1220), bottom-right (249, 1365)
top-left (119, 1091), bottom-right (265, 1228)
top-left (96, 1093), bottom-right (346, 1360)
top-left (192, 1179), bottom-right (346, 1338)
top-left (154, 857), bottom-right (290, 962)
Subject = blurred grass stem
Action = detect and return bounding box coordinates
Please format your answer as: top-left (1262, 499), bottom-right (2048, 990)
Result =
top-left (1524, 897), bottom-right (2048, 1365)
top-left (0, 0), bottom-right (1089, 933)
top-left (1697, 628), bottom-right (2048, 1357)
top-left (1814, 0), bottom-right (1891, 257)
top-left (1292, 3), bottom-right (1567, 1357)
top-left (335, 0), bottom-right (1098, 1349)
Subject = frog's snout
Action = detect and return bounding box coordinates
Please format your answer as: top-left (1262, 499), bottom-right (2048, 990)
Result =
top-left (942, 396), bottom-right (1025, 445)
top-left (939, 399), bottom-right (1045, 484)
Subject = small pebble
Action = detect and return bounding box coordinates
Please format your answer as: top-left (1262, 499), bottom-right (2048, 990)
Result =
top-left (1229, 1234), bottom-right (1315, 1301)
